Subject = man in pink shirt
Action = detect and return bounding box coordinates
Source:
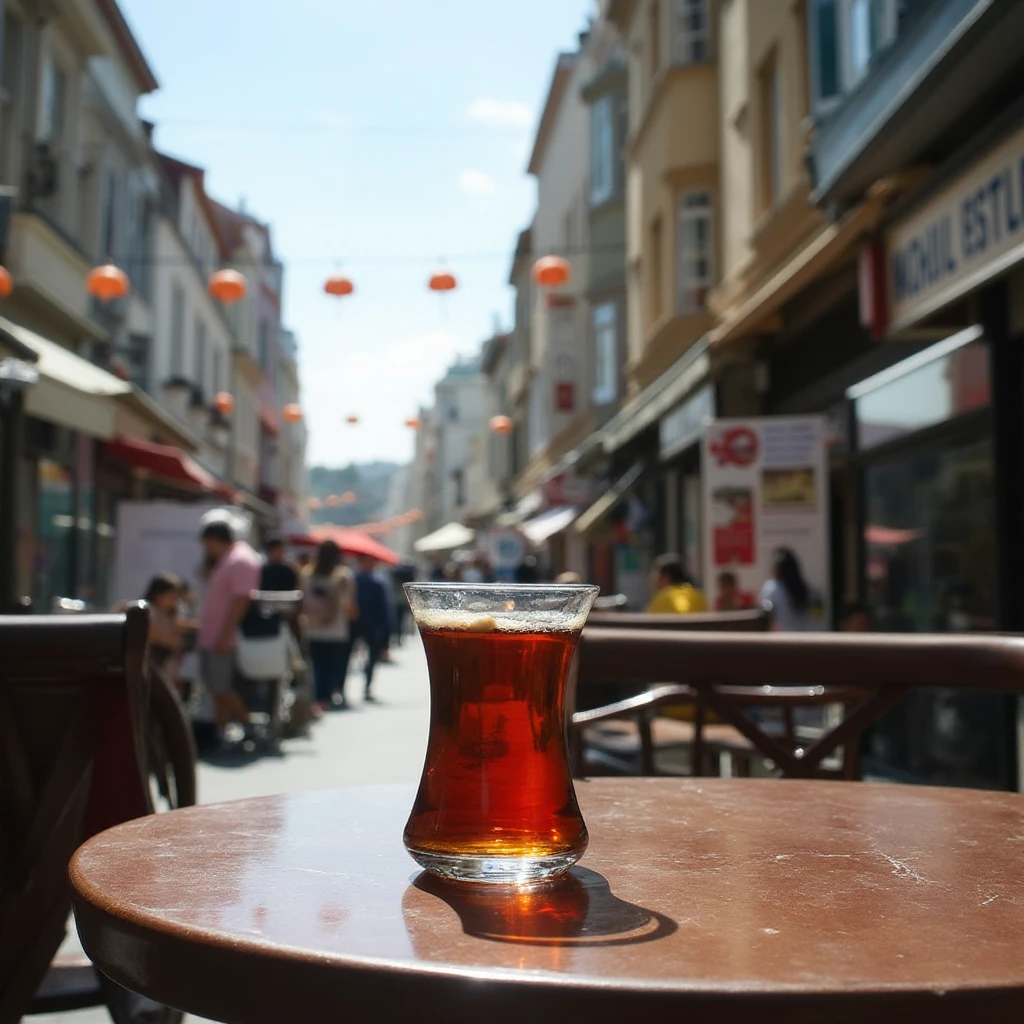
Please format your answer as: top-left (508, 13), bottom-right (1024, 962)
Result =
top-left (198, 519), bottom-right (262, 736)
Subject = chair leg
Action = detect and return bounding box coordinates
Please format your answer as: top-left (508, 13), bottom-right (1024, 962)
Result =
top-left (98, 973), bottom-right (184, 1024)
top-left (639, 711), bottom-right (656, 775)
top-left (691, 700), bottom-right (706, 778)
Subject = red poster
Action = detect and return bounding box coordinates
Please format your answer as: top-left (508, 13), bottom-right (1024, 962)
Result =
top-left (711, 487), bottom-right (755, 565)
top-left (555, 382), bottom-right (575, 412)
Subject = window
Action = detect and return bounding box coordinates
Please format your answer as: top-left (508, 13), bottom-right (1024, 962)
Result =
top-left (648, 0), bottom-right (661, 81)
top-left (100, 172), bottom-right (118, 260)
top-left (453, 468), bottom-right (465, 508)
top-left (194, 318), bottom-right (207, 392)
top-left (810, 0), bottom-right (897, 112)
top-left (213, 349), bottom-right (224, 394)
top-left (673, 0), bottom-right (709, 64)
top-left (39, 55), bottom-right (66, 145)
top-left (125, 334), bottom-right (150, 391)
top-left (592, 303), bottom-right (618, 405)
top-left (170, 286), bottom-right (185, 377)
top-left (649, 216), bottom-right (664, 324)
top-left (258, 320), bottom-right (270, 369)
top-left (447, 404), bottom-right (459, 422)
top-left (758, 52), bottom-right (783, 210)
top-left (590, 96), bottom-right (615, 205)
top-left (676, 191), bottom-right (713, 314)
top-left (1, 13), bottom-right (23, 180)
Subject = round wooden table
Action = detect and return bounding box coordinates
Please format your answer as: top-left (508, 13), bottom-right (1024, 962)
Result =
top-left (71, 779), bottom-right (1024, 1024)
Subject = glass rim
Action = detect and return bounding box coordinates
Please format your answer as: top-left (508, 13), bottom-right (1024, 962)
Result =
top-left (403, 581), bottom-right (599, 594)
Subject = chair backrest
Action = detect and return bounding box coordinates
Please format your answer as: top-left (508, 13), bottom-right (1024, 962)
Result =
top-left (0, 605), bottom-right (151, 1024)
top-left (586, 609), bottom-right (769, 632)
top-left (577, 628), bottom-right (1024, 691)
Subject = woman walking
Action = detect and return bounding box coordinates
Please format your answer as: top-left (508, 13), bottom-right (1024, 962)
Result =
top-left (759, 547), bottom-right (822, 631)
top-left (303, 540), bottom-right (358, 709)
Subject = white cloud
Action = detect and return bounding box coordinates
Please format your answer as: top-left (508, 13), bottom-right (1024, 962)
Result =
top-left (457, 169), bottom-right (496, 196)
top-left (466, 97), bottom-right (533, 129)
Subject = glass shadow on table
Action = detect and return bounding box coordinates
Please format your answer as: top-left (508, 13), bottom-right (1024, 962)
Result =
top-left (407, 867), bottom-right (676, 947)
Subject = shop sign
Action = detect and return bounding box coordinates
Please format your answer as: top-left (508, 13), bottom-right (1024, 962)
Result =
top-left (659, 383), bottom-right (715, 461)
top-left (887, 121), bottom-right (1024, 331)
top-left (701, 417), bottom-right (830, 622)
top-left (542, 471), bottom-right (591, 507)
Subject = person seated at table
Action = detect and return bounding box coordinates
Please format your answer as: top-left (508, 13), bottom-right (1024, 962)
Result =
top-left (715, 570), bottom-right (754, 611)
top-left (646, 554), bottom-right (708, 614)
top-left (143, 572), bottom-right (189, 667)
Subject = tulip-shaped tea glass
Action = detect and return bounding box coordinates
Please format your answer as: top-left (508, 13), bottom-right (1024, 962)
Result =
top-left (403, 582), bottom-right (599, 884)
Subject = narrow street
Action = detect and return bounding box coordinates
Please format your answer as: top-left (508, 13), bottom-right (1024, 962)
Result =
top-left (34, 641), bottom-right (431, 1024)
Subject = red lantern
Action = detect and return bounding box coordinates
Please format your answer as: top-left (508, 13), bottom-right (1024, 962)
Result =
top-left (214, 391), bottom-right (235, 415)
top-left (282, 402), bottom-right (303, 423)
top-left (428, 268), bottom-right (457, 293)
top-left (307, 497), bottom-right (322, 512)
top-left (325, 494), bottom-right (342, 508)
top-left (532, 255), bottom-right (571, 289)
top-left (86, 263), bottom-right (130, 302)
top-left (324, 274), bottom-right (354, 297)
top-left (490, 415), bottom-right (513, 435)
top-left (342, 491), bottom-right (357, 505)
top-left (0, 266), bottom-right (12, 299)
top-left (209, 269), bottom-right (247, 304)
top-left (405, 417), bottom-right (421, 429)
top-left (345, 414), bottom-right (359, 425)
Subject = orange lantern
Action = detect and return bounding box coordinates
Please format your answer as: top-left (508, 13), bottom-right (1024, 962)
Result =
top-left (405, 416), bottom-right (421, 429)
top-left (208, 269), bottom-right (247, 304)
top-left (214, 391), bottom-right (235, 416)
top-left (428, 268), bottom-right (457, 293)
top-left (345, 414), bottom-right (359, 425)
top-left (342, 491), bottom-right (357, 505)
top-left (0, 266), bottom-right (12, 299)
top-left (282, 402), bottom-right (303, 423)
top-left (307, 497), bottom-right (323, 511)
top-left (532, 255), bottom-right (571, 289)
top-left (324, 274), bottom-right (354, 297)
top-left (490, 414), bottom-right (513, 435)
top-left (325, 494), bottom-right (342, 508)
top-left (86, 263), bottom-right (130, 302)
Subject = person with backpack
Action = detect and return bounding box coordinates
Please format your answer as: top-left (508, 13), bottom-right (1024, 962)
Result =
top-left (303, 540), bottom-right (358, 710)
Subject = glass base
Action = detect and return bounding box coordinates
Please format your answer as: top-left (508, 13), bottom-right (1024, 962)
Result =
top-left (407, 846), bottom-right (583, 885)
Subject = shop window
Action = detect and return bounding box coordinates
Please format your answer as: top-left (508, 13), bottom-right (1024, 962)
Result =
top-left (592, 302), bottom-right (618, 405)
top-left (36, 458), bottom-right (74, 610)
top-left (38, 54), bottom-right (66, 146)
top-left (675, 191), bottom-right (712, 314)
top-left (851, 329), bottom-right (989, 451)
top-left (673, 0), bottom-right (709, 65)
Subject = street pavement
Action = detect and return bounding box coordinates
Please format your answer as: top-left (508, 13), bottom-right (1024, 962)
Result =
top-left (32, 637), bottom-right (431, 1024)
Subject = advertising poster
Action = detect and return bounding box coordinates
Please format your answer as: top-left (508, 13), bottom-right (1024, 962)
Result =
top-left (702, 417), bottom-right (830, 624)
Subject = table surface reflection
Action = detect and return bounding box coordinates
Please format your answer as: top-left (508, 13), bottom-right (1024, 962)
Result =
top-left (71, 779), bottom-right (1024, 1024)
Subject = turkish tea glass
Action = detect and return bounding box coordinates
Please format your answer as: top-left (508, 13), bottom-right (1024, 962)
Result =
top-left (403, 582), bottom-right (599, 885)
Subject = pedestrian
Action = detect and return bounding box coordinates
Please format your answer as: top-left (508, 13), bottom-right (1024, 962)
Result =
top-left (646, 553), bottom-right (708, 614)
top-left (759, 547), bottom-right (823, 631)
top-left (303, 540), bottom-right (357, 709)
top-left (143, 571), bottom-right (188, 670)
top-left (515, 555), bottom-right (540, 584)
top-left (838, 601), bottom-right (871, 632)
top-left (390, 563), bottom-right (416, 646)
top-left (715, 570), bottom-right (753, 611)
top-left (261, 536), bottom-right (299, 592)
top-left (555, 571), bottom-right (583, 584)
top-left (197, 519), bottom-right (262, 745)
top-left (353, 554), bottom-right (391, 702)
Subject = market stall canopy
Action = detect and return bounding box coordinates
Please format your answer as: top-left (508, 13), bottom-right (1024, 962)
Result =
top-left (413, 522), bottom-right (476, 553)
top-left (104, 437), bottom-right (235, 500)
top-left (1, 315), bottom-right (130, 439)
top-left (312, 526), bottom-right (401, 566)
top-left (521, 506), bottom-right (579, 546)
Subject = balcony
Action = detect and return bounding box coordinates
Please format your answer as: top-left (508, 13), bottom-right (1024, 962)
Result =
top-left (810, 0), bottom-right (1024, 206)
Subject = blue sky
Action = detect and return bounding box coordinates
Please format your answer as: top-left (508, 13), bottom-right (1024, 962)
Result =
top-left (119, 0), bottom-right (593, 466)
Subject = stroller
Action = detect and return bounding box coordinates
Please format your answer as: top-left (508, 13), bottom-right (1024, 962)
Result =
top-left (235, 590), bottom-right (304, 753)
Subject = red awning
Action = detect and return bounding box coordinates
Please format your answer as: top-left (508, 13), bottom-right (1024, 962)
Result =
top-left (311, 526), bottom-right (401, 566)
top-left (105, 437), bottom-right (236, 501)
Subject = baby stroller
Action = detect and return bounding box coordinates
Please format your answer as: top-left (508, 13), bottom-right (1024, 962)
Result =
top-left (235, 590), bottom-right (303, 753)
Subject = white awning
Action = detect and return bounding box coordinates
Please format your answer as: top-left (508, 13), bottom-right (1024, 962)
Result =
top-left (521, 506), bottom-right (579, 545)
top-left (414, 522), bottom-right (476, 553)
top-left (0, 315), bottom-right (130, 439)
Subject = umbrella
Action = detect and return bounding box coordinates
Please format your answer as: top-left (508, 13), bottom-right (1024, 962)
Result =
top-left (311, 526), bottom-right (401, 566)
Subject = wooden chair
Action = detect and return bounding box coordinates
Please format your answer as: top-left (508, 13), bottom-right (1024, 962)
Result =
top-left (576, 629), bottom-right (1024, 779)
top-left (573, 610), bottom-right (771, 776)
top-left (0, 605), bottom-right (183, 1023)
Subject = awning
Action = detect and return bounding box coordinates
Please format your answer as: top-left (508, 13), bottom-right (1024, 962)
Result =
top-left (573, 462), bottom-right (645, 536)
top-left (1, 315), bottom-right (130, 439)
top-left (105, 436), bottom-right (235, 500)
top-left (521, 506), bottom-right (579, 545)
top-left (600, 340), bottom-right (711, 454)
top-left (312, 526), bottom-right (401, 566)
top-left (414, 522), bottom-right (476, 553)
top-left (494, 490), bottom-right (543, 527)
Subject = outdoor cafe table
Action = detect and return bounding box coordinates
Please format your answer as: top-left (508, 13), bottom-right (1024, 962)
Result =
top-left (70, 779), bottom-right (1024, 1024)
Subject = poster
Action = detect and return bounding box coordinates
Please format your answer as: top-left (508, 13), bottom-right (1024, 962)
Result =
top-left (702, 417), bottom-right (830, 624)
